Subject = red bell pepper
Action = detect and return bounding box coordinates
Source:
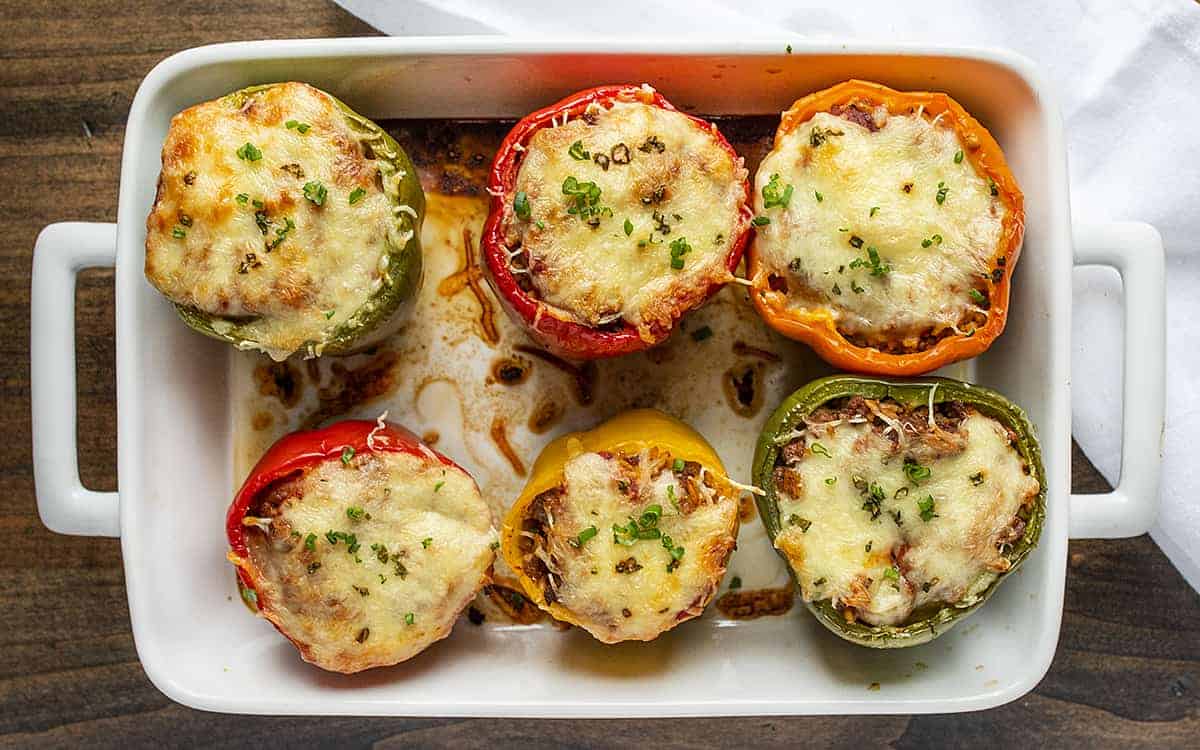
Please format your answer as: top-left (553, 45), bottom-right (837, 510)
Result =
top-left (481, 84), bottom-right (751, 360)
top-left (226, 419), bottom-right (457, 609)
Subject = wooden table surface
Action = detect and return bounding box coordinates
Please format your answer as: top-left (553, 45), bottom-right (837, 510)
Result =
top-left (1, 1), bottom-right (1196, 746)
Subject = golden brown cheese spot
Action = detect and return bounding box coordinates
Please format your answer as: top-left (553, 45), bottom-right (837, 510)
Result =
top-left (505, 100), bottom-right (747, 338)
top-left (518, 449), bottom-right (738, 643)
top-left (771, 401), bottom-right (1038, 627)
top-left (243, 450), bottom-right (496, 673)
top-left (145, 82), bottom-right (403, 359)
top-left (754, 110), bottom-right (1007, 350)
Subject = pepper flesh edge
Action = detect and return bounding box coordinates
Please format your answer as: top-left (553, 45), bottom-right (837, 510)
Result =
top-left (482, 84), bottom-right (753, 360)
top-left (500, 409), bottom-right (730, 631)
top-left (747, 79), bottom-right (1025, 376)
top-left (751, 375), bottom-right (1046, 648)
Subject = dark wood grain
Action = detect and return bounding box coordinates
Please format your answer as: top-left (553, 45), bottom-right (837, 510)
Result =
top-left (0, 1), bottom-right (1196, 747)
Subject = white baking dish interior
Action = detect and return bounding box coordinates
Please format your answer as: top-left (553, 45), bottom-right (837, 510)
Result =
top-left (22, 39), bottom-right (1156, 716)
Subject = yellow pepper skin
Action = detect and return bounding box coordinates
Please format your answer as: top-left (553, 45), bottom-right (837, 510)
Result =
top-left (500, 409), bottom-right (729, 630)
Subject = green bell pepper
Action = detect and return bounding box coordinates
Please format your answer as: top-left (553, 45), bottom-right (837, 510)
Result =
top-left (171, 83), bottom-right (424, 359)
top-left (752, 375), bottom-right (1046, 648)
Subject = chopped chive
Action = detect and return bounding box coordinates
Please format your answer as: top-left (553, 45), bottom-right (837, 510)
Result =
top-left (954, 150), bottom-right (964, 164)
top-left (624, 218), bottom-right (634, 236)
top-left (235, 142), bottom-right (262, 162)
top-left (513, 190), bottom-right (531, 220)
top-left (752, 215), bottom-right (771, 226)
top-left (348, 187), bottom-right (367, 205)
top-left (691, 325), bottom-right (713, 342)
top-left (341, 446), bottom-right (355, 465)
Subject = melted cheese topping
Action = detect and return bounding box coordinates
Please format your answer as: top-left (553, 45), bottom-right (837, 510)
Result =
top-left (772, 408), bottom-right (1038, 627)
top-left (506, 99), bottom-right (747, 337)
top-left (145, 82), bottom-right (404, 360)
top-left (244, 450), bottom-right (496, 673)
top-left (754, 110), bottom-right (1007, 346)
top-left (532, 450), bottom-right (738, 643)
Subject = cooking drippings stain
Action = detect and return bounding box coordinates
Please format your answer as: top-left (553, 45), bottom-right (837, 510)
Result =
top-left (482, 582), bottom-right (543, 624)
top-left (738, 493), bottom-right (758, 523)
top-left (422, 430), bottom-right (440, 445)
top-left (253, 360), bottom-right (303, 407)
top-left (716, 586), bottom-right (795, 619)
top-left (491, 356), bottom-right (531, 386)
top-left (251, 411), bottom-right (274, 431)
top-left (299, 349), bottom-right (400, 430)
top-left (528, 400), bottom-right (563, 434)
top-left (436, 228), bottom-right (499, 346)
top-left (723, 361), bottom-right (765, 417)
top-left (733, 341), bottom-right (781, 362)
top-left (514, 345), bottom-right (596, 406)
top-left (490, 416), bottom-right (526, 476)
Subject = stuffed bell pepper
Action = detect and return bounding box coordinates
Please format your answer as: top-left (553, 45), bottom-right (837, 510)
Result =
top-left (482, 84), bottom-right (752, 359)
top-left (145, 82), bottom-right (424, 361)
top-left (748, 80), bottom-right (1024, 375)
top-left (500, 410), bottom-right (742, 643)
top-left (752, 375), bottom-right (1045, 647)
top-left (227, 419), bottom-right (496, 673)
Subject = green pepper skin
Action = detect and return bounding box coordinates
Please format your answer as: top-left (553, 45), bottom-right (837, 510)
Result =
top-left (753, 375), bottom-right (1046, 648)
top-left (173, 84), bottom-right (424, 359)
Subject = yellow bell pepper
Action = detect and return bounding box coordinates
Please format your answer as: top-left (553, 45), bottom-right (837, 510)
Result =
top-left (500, 409), bottom-right (730, 628)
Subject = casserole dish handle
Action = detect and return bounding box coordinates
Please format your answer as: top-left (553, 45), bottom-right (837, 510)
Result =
top-left (31, 222), bottom-right (120, 537)
top-left (1070, 221), bottom-right (1165, 539)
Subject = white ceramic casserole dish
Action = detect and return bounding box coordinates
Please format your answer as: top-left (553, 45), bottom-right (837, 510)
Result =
top-left (30, 37), bottom-right (1166, 717)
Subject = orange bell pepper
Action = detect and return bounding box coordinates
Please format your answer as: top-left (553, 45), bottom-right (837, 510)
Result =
top-left (747, 80), bottom-right (1025, 376)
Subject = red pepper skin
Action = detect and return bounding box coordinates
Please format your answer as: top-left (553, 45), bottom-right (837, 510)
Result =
top-left (481, 84), bottom-right (752, 360)
top-left (225, 420), bottom-right (458, 604)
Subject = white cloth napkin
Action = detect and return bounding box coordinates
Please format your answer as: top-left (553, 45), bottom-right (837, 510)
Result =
top-left (334, 0), bottom-right (1200, 591)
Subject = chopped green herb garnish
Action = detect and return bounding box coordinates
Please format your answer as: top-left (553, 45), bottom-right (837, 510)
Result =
top-left (341, 446), bottom-right (355, 465)
top-left (813, 577), bottom-right (826, 586)
top-left (513, 190), bottom-right (531, 220)
top-left (969, 471), bottom-right (985, 486)
top-left (988, 177), bottom-right (999, 196)
top-left (786, 43), bottom-right (793, 54)
top-left (814, 190), bottom-right (823, 203)
top-left (433, 480), bottom-right (445, 493)
top-left (404, 612), bottom-right (415, 626)
top-left (422, 537), bottom-right (433, 549)
top-left (346, 506), bottom-right (369, 521)
top-left (536, 220), bottom-right (545, 230)
top-left (752, 215), bottom-right (771, 226)
top-left (918, 494), bottom-right (938, 522)
top-left (236, 193), bottom-right (250, 204)
top-left (936, 181), bottom-right (949, 205)
top-left (666, 484), bottom-right (679, 512)
top-left (883, 566), bottom-right (900, 581)
top-left (668, 236), bottom-right (692, 270)
top-left (850, 246), bottom-right (891, 277)
top-left (691, 325), bottom-right (713, 342)
top-left (870, 206), bottom-right (879, 217)
top-left (672, 458), bottom-right (685, 472)
top-left (954, 150), bottom-right (964, 164)
top-left (324, 309), bottom-right (336, 319)
top-left (969, 288), bottom-right (986, 305)
top-left (624, 217), bottom-right (634, 236)
top-left (661, 534), bottom-right (685, 562)
top-left (730, 576), bottom-right (743, 589)
top-left (788, 514), bottom-right (812, 532)
top-left (825, 476), bottom-right (837, 486)
top-left (171, 226), bottom-right (187, 239)
top-left (903, 458), bottom-right (931, 484)
top-left (561, 176), bottom-right (604, 219)
top-left (861, 482), bottom-right (886, 520)
top-left (285, 120), bottom-right (311, 134)
top-left (762, 173), bottom-right (794, 209)
top-left (489, 541), bottom-right (500, 551)
top-left (851, 280), bottom-right (865, 294)
top-left (569, 526), bottom-right (599, 548)
top-left (348, 187), bottom-right (367, 205)
top-left (302, 181), bottom-right (327, 206)
top-left (810, 442), bottom-right (831, 458)
top-left (235, 142), bottom-right (262, 162)
top-left (304, 533), bottom-right (317, 551)
top-left (568, 140), bottom-right (590, 160)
